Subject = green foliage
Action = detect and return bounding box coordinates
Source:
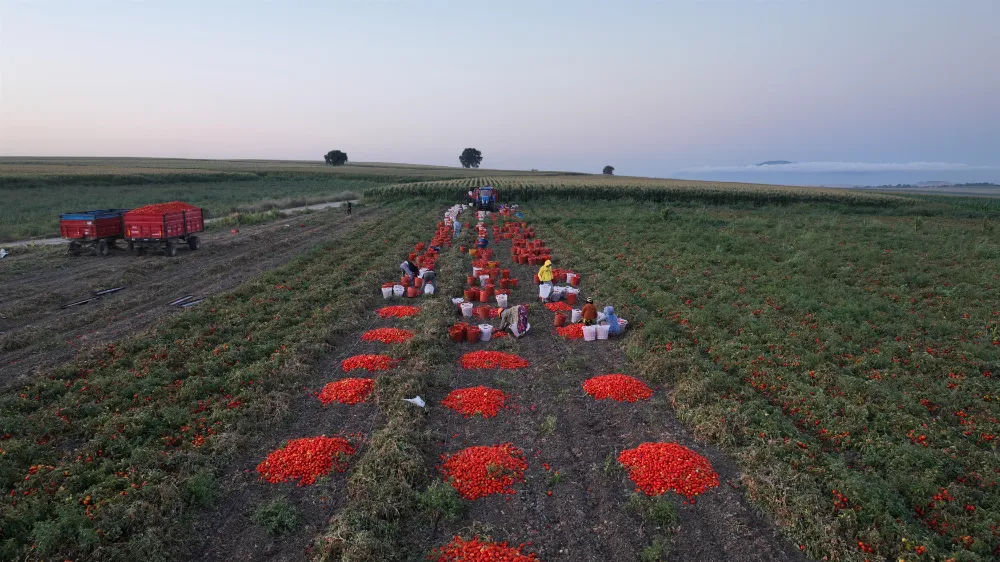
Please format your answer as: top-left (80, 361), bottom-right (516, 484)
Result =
top-left (539, 415), bottom-right (557, 434)
top-left (638, 537), bottom-right (671, 562)
top-left (459, 148), bottom-right (483, 169)
top-left (252, 497), bottom-right (299, 536)
top-left (417, 480), bottom-right (465, 523)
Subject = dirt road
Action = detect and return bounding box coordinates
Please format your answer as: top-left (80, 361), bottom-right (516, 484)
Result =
top-left (0, 206), bottom-right (381, 388)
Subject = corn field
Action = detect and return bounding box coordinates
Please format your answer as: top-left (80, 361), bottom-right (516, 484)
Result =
top-left (365, 175), bottom-right (914, 207)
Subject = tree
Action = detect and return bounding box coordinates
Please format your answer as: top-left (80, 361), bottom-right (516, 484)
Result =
top-left (324, 150), bottom-right (348, 166)
top-left (603, 165), bottom-right (614, 175)
top-left (459, 148), bottom-right (483, 169)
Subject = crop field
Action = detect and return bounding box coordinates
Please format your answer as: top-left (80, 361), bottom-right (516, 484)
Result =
top-left (1, 163), bottom-right (998, 562)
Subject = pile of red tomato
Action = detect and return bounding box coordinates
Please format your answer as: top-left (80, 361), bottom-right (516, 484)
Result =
top-left (460, 351), bottom-right (530, 370)
top-left (434, 536), bottom-right (538, 561)
top-left (127, 201), bottom-right (199, 214)
top-left (341, 354), bottom-right (398, 372)
top-left (582, 374), bottom-right (653, 402)
top-left (361, 327), bottom-right (414, 344)
top-left (441, 386), bottom-right (508, 418)
top-left (555, 324), bottom-right (584, 340)
top-left (440, 444), bottom-right (527, 499)
top-left (318, 378), bottom-right (375, 405)
top-left (256, 436), bottom-right (356, 485)
top-left (377, 305), bottom-right (421, 318)
top-left (544, 302), bottom-right (573, 312)
top-left (618, 442), bottom-right (720, 499)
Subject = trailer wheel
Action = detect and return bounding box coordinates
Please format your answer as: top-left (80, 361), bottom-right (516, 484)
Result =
top-left (68, 241), bottom-right (82, 257)
top-left (127, 241), bottom-right (134, 252)
top-left (187, 235), bottom-right (201, 251)
top-left (97, 239), bottom-right (110, 257)
top-left (165, 240), bottom-right (178, 257)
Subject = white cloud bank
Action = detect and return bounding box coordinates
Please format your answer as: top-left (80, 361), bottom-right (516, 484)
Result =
top-left (679, 161), bottom-right (997, 174)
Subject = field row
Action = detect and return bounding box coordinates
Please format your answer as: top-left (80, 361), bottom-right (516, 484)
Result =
top-left (529, 201), bottom-right (999, 561)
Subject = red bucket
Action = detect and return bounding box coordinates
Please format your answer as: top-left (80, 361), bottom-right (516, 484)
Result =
top-left (510, 278), bottom-right (519, 288)
top-left (467, 275), bottom-right (476, 286)
top-left (449, 325), bottom-right (466, 343)
top-left (464, 288), bottom-right (478, 301)
top-left (406, 286), bottom-right (419, 298)
top-left (501, 269), bottom-right (510, 279)
top-left (554, 313), bottom-right (567, 327)
top-left (533, 274), bottom-right (540, 285)
top-left (465, 326), bottom-right (481, 343)
top-left (499, 279), bottom-right (510, 289)
top-left (414, 277), bottom-right (423, 288)
top-left (570, 276), bottom-right (580, 287)
top-left (566, 293), bottom-right (577, 305)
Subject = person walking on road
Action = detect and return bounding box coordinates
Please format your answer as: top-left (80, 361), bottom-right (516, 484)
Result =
top-left (346, 201), bottom-right (352, 215)
top-left (582, 297), bottom-right (598, 326)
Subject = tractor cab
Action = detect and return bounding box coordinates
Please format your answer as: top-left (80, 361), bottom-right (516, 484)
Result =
top-left (475, 186), bottom-right (497, 211)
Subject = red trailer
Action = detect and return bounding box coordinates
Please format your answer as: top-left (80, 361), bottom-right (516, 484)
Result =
top-left (124, 202), bottom-right (204, 256)
top-left (59, 209), bottom-right (131, 256)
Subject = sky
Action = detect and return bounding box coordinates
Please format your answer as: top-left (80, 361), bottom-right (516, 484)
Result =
top-left (1, 0), bottom-right (998, 184)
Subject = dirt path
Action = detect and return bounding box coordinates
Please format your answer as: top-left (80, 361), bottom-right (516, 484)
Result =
top-left (0, 207), bottom-right (380, 388)
top-left (406, 215), bottom-right (806, 561)
top-left (1, 199), bottom-right (359, 247)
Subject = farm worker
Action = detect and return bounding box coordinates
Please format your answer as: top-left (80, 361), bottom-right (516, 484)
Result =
top-left (537, 260), bottom-right (554, 283)
top-left (475, 236), bottom-right (489, 249)
top-left (496, 305), bottom-right (530, 337)
top-left (603, 306), bottom-right (621, 335)
top-left (346, 201), bottom-right (352, 215)
top-left (421, 270), bottom-right (436, 287)
top-left (453, 220), bottom-right (462, 239)
top-left (581, 297), bottom-right (598, 326)
top-left (400, 260), bottom-right (418, 281)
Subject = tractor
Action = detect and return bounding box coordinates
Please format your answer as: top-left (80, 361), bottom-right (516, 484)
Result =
top-left (474, 186), bottom-right (497, 212)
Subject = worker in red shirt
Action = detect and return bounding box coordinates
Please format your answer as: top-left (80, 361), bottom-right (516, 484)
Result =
top-left (581, 297), bottom-right (598, 326)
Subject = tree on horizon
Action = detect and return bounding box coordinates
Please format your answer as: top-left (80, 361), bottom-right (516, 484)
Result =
top-left (325, 150), bottom-right (348, 166)
top-left (603, 165), bottom-right (614, 175)
top-left (459, 148), bottom-right (483, 169)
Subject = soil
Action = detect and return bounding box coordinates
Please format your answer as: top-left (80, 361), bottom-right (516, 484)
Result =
top-left (0, 207), bottom-right (381, 389)
top-left (402, 224), bottom-right (808, 562)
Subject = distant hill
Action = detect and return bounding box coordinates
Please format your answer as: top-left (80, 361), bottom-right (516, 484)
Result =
top-left (915, 181), bottom-right (952, 187)
top-left (757, 160), bottom-right (793, 166)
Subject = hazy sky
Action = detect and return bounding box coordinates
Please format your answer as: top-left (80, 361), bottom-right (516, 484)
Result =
top-left (1, 0), bottom-right (998, 179)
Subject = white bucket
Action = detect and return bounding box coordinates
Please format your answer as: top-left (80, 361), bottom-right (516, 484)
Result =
top-left (496, 294), bottom-right (508, 308)
top-left (618, 319), bottom-right (628, 331)
top-left (479, 324), bottom-right (493, 341)
top-left (381, 287), bottom-right (392, 299)
top-left (566, 272), bottom-right (577, 284)
top-left (393, 285), bottom-right (405, 297)
top-left (461, 302), bottom-right (474, 317)
top-left (582, 325), bottom-right (597, 341)
top-left (472, 266), bottom-right (483, 277)
top-left (479, 274), bottom-right (490, 285)
top-left (571, 309), bottom-right (582, 323)
top-left (596, 325), bottom-right (610, 340)
top-left (424, 284), bottom-right (435, 295)
top-left (452, 297), bottom-right (465, 305)
top-left (565, 287), bottom-right (580, 296)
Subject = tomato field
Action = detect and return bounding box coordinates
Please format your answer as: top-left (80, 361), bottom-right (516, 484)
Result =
top-left (2, 162), bottom-right (999, 561)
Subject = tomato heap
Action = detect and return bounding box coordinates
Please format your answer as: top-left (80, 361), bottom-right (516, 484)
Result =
top-left (460, 351), bottom-right (530, 370)
top-left (361, 327), bottom-right (414, 344)
top-left (434, 536), bottom-right (538, 561)
top-left (377, 305), bottom-right (421, 318)
top-left (440, 444), bottom-right (528, 499)
top-left (555, 324), bottom-right (584, 340)
top-left (256, 436), bottom-right (356, 485)
top-left (582, 374), bottom-right (653, 402)
top-left (544, 302), bottom-right (573, 312)
top-left (618, 442), bottom-right (720, 499)
top-left (341, 354), bottom-right (398, 372)
top-left (127, 201), bottom-right (199, 214)
top-left (318, 378), bottom-right (375, 405)
top-left (442, 386), bottom-right (508, 418)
